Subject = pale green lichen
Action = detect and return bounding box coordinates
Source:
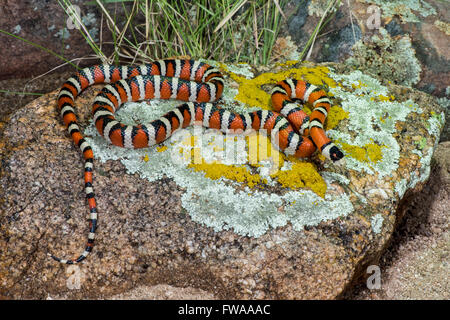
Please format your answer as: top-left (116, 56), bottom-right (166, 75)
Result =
top-left (308, 0), bottom-right (342, 17)
top-left (224, 63), bottom-right (254, 79)
top-left (436, 97), bottom-right (449, 138)
top-left (221, 85), bottom-right (260, 114)
top-left (420, 111), bottom-right (445, 183)
top-left (394, 110), bottom-right (444, 198)
top-left (371, 214), bottom-right (384, 234)
top-left (81, 12), bottom-right (97, 26)
top-left (427, 112), bottom-right (445, 137)
top-left (394, 178), bottom-right (409, 198)
top-left (272, 36), bottom-right (302, 62)
top-left (415, 137), bottom-right (427, 150)
top-left (13, 25), bottom-right (21, 34)
top-left (327, 69), bottom-right (422, 177)
top-left (54, 28), bottom-right (70, 40)
top-left (321, 172), bottom-right (350, 186)
top-left (346, 28), bottom-right (421, 87)
top-left (363, 0), bottom-right (436, 23)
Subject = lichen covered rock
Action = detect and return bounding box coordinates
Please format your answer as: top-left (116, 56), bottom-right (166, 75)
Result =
top-left (346, 28), bottom-right (422, 87)
top-left (0, 61), bottom-right (445, 299)
top-left (362, 0), bottom-right (437, 23)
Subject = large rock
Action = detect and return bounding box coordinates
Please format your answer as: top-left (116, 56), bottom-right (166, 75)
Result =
top-left (0, 61), bottom-right (445, 299)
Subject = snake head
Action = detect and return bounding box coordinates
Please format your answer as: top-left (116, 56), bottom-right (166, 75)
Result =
top-left (322, 142), bottom-right (344, 164)
top-left (330, 145), bottom-right (344, 162)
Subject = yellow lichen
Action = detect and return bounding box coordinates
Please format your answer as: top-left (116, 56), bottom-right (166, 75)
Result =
top-left (177, 129), bottom-right (328, 197)
top-left (325, 105), bottom-right (349, 130)
top-left (188, 161), bottom-right (262, 188)
top-left (370, 94), bottom-right (395, 102)
top-left (156, 145), bottom-right (168, 152)
top-left (271, 160), bottom-right (327, 198)
top-left (246, 132), bottom-right (284, 172)
top-left (339, 142), bottom-right (384, 164)
top-left (228, 65), bottom-right (336, 110)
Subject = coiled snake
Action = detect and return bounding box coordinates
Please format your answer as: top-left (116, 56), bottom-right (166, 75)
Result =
top-left (51, 59), bottom-right (344, 264)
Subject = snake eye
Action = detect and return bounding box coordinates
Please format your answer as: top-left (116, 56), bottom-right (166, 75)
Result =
top-left (330, 146), bottom-right (344, 161)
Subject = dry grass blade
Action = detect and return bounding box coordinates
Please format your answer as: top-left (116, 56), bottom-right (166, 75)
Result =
top-left (115, 0), bottom-right (138, 49)
top-left (346, 0), bottom-right (356, 43)
top-left (95, 0), bottom-right (121, 35)
top-left (213, 0), bottom-right (248, 33)
top-left (304, 0), bottom-right (340, 61)
top-left (272, 0), bottom-right (286, 19)
top-left (253, 5), bottom-right (259, 49)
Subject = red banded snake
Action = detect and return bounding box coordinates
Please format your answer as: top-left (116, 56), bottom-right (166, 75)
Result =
top-left (51, 59), bottom-right (344, 264)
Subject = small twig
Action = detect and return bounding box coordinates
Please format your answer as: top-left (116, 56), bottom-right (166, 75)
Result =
top-left (272, 0), bottom-right (286, 19)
